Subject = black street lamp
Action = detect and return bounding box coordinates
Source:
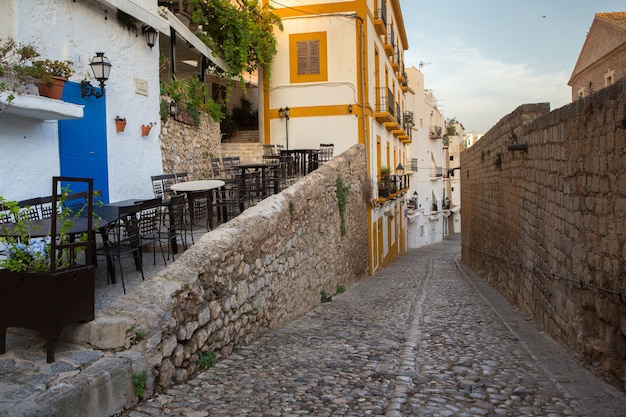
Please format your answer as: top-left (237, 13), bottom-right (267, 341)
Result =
top-left (279, 106), bottom-right (290, 150)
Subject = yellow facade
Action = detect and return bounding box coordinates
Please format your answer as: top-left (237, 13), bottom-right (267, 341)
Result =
top-left (263, 0), bottom-right (411, 274)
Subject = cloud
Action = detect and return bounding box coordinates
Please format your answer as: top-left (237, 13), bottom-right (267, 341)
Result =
top-left (405, 36), bottom-right (571, 132)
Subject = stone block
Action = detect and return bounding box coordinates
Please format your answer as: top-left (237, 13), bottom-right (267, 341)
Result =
top-left (66, 316), bottom-right (134, 349)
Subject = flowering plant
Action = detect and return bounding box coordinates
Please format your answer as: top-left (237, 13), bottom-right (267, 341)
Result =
top-left (0, 189), bottom-right (96, 273)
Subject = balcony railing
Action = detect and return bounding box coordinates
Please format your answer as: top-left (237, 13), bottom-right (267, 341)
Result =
top-left (430, 167), bottom-right (444, 178)
top-left (378, 0), bottom-right (387, 26)
top-left (374, 0), bottom-right (387, 37)
top-left (396, 103), bottom-right (402, 125)
top-left (429, 126), bottom-right (443, 139)
top-left (375, 87), bottom-right (394, 116)
top-left (377, 174), bottom-right (410, 199)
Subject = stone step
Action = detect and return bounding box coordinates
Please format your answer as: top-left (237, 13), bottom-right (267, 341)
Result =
top-left (221, 142), bottom-right (265, 164)
top-left (225, 130), bottom-right (259, 143)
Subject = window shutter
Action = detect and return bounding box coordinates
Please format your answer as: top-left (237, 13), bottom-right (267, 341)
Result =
top-left (297, 40), bottom-right (320, 75)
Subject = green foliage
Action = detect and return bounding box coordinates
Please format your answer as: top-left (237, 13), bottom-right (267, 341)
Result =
top-left (231, 97), bottom-right (258, 130)
top-left (320, 290), bottom-right (332, 303)
top-left (126, 324), bottom-right (145, 346)
top-left (0, 188), bottom-right (94, 272)
top-left (160, 98), bottom-right (169, 123)
top-left (189, 0), bottom-right (282, 93)
top-left (0, 37), bottom-right (41, 113)
top-left (132, 372), bottom-right (147, 397)
top-left (197, 351), bottom-right (216, 370)
top-left (117, 9), bottom-right (139, 34)
top-left (161, 75), bottom-right (224, 126)
top-left (335, 177), bottom-right (349, 236)
top-left (336, 284), bottom-right (346, 294)
top-left (31, 59), bottom-right (74, 87)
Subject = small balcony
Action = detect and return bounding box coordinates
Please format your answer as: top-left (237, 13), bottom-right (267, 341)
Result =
top-left (373, 1), bottom-right (387, 37)
top-left (377, 174), bottom-right (410, 199)
top-left (429, 167), bottom-right (444, 179)
top-left (429, 126), bottom-right (443, 139)
top-left (375, 87), bottom-right (395, 124)
top-left (384, 26), bottom-right (395, 57)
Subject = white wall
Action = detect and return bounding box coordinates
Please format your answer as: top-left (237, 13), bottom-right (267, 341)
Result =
top-left (0, 0), bottom-right (163, 202)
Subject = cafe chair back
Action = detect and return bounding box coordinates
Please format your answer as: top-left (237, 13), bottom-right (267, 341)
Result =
top-left (151, 174), bottom-right (176, 200)
top-left (96, 203), bottom-right (143, 294)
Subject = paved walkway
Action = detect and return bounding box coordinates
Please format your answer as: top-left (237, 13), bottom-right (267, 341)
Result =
top-left (114, 235), bottom-right (626, 417)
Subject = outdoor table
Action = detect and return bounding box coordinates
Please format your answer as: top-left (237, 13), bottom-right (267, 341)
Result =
top-left (170, 179), bottom-right (225, 193)
top-left (280, 149), bottom-right (319, 175)
top-left (171, 180), bottom-right (225, 230)
top-left (234, 163), bottom-right (280, 199)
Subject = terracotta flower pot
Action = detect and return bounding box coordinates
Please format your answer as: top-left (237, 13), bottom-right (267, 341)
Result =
top-left (141, 125), bottom-right (152, 136)
top-left (38, 76), bottom-right (67, 100)
top-left (115, 120), bottom-right (127, 133)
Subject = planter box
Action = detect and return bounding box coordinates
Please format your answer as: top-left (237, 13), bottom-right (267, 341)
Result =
top-left (0, 265), bottom-right (95, 362)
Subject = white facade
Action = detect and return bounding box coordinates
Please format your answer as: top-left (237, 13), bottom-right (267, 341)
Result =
top-left (266, 0), bottom-right (412, 273)
top-left (0, 0), bottom-right (163, 202)
top-left (404, 66), bottom-right (446, 248)
top-left (444, 119), bottom-right (463, 235)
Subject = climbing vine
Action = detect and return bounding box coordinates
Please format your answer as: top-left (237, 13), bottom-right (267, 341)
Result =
top-left (189, 0), bottom-right (282, 93)
top-left (336, 177), bottom-right (349, 236)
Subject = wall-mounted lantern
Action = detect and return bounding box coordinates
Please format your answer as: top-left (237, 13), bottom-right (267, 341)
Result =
top-left (142, 25), bottom-right (158, 49)
top-left (81, 52), bottom-right (111, 99)
top-left (279, 106), bottom-right (290, 150)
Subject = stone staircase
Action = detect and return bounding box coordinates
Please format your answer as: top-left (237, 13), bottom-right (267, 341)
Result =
top-left (220, 130), bottom-right (264, 163)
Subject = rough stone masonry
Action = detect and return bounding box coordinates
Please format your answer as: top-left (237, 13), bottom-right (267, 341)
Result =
top-left (461, 77), bottom-right (626, 392)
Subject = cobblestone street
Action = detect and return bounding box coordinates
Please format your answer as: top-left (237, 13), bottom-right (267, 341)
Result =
top-left (116, 236), bottom-right (626, 417)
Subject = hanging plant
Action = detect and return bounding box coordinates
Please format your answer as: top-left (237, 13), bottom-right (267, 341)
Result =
top-left (116, 9), bottom-right (139, 35)
top-left (189, 0), bottom-right (282, 96)
top-left (161, 75), bottom-right (223, 126)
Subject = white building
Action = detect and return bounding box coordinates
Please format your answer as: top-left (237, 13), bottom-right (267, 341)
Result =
top-left (403, 66), bottom-right (446, 248)
top-left (0, 0), bottom-right (225, 203)
top-left (265, 0), bottom-right (412, 273)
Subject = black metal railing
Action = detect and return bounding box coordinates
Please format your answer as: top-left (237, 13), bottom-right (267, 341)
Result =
top-left (376, 87), bottom-right (394, 115)
top-left (430, 167), bottom-right (444, 177)
top-left (396, 103), bottom-right (402, 125)
top-left (377, 174), bottom-right (409, 198)
top-left (387, 26), bottom-right (395, 50)
top-left (375, 0), bottom-right (387, 26)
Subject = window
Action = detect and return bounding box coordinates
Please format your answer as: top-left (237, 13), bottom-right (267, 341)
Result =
top-left (450, 156), bottom-right (454, 161)
top-left (297, 40), bottom-right (319, 75)
top-left (290, 32), bottom-right (328, 83)
top-left (605, 69), bottom-right (615, 87)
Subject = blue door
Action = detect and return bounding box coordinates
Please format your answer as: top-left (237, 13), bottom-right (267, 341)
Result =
top-left (58, 81), bottom-right (110, 202)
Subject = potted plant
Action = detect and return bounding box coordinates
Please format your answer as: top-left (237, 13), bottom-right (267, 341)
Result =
top-left (115, 116), bottom-right (127, 132)
top-left (0, 177), bottom-right (96, 363)
top-left (141, 122), bottom-right (155, 136)
top-left (0, 37), bottom-right (40, 113)
top-left (33, 59), bottom-right (73, 99)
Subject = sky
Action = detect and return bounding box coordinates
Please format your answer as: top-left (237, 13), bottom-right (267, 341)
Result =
top-left (398, 0), bottom-right (624, 134)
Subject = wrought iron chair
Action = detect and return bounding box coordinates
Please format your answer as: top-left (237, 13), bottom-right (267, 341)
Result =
top-left (215, 174), bottom-right (246, 225)
top-left (16, 197), bottom-right (42, 221)
top-left (175, 172), bottom-right (188, 183)
top-left (160, 193), bottom-right (186, 256)
top-left (151, 174), bottom-right (176, 200)
top-left (96, 203), bottom-right (143, 294)
top-left (182, 190), bottom-right (212, 246)
top-left (318, 143), bottom-right (334, 164)
top-left (138, 198), bottom-right (166, 266)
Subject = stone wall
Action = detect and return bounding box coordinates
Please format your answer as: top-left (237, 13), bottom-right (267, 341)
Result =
top-left (461, 78), bottom-right (626, 391)
top-left (83, 144), bottom-right (369, 397)
top-left (159, 112), bottom-right (223, 180)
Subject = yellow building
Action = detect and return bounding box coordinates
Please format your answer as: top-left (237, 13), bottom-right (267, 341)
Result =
top-left (262, 0), bottom-right (411, 274)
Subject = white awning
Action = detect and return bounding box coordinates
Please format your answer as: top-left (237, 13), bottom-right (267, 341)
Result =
top-left (96, 1), bottom-right (228, 72)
